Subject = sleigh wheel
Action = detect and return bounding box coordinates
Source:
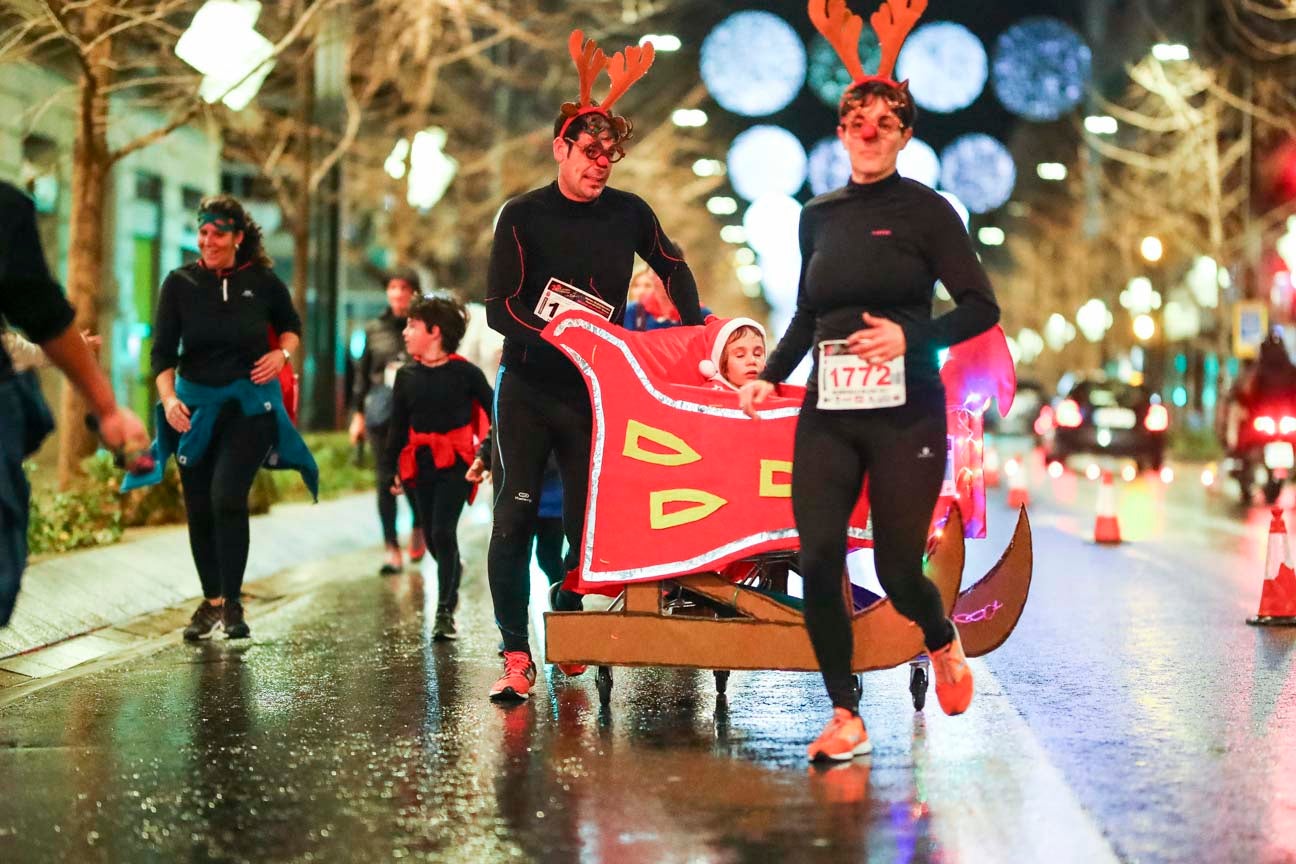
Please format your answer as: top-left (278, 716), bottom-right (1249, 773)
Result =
top-left (909, 661), bottom-right (929, 712)
top-left (713, 670), bottom-right (730, 695)
top-left (595, 666), bottom-right (613, 706)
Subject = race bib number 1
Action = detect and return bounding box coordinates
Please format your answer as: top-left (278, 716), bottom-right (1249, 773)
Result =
top-left (535, 277), bottom-right (615, 323)
top-left (816, 340), bottom-right (906, 410)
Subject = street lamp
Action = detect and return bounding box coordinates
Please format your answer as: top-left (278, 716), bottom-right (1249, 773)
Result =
top-left (1140, 235), bottom-right (1164, 262)
top-left (1152, 43), bottom-right (1189, 62)
top-left (1133, 313), bottom-right (1156, 341)
top-left (692, 159), bottom-right (725, 177)
top-left (977, 226), bottom-right (1005, 246)
top-left (671, 109), bottom-right (708, 128)
top-left (1077, 298), bottom-right (1113, 342)
top-left (707, 196), bottom-right (738, 216)
top-left (1036, 162), bottom-right (1067, 181)
top-left (1084, 115), bottom-right (1118, 135)
top-left (640, 34), bottom-right (682, 52)
top-left (176, 0), bottom-right (274, 111)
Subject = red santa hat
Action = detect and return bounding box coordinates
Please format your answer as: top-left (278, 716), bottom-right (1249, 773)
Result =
top-left (694, 316), bottom-right (767, 390)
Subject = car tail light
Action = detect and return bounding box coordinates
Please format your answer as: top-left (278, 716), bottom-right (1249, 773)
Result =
top-left (1144, 403), bottom-right (1169, 432)
top-left (1282, 416), bottom-right (1296, 435)
top-left (1034, 405), bottom-right (1054, 436)
top-left (1255, 415), bottom-right (1278, 435)
top-left (1055, 399), bottom-right (1082, 428)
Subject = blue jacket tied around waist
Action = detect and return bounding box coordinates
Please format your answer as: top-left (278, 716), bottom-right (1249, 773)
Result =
top-left (121, 377), bottom-right (319, 499)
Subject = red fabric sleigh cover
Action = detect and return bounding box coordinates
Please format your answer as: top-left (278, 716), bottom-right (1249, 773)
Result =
top-left (543, 312), bottom-right (1014, 593)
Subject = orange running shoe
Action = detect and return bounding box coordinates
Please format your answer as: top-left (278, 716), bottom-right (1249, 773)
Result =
top-left (556, 662), bottom-right (587, 677)
top-left (489, 651), bottom-right (537, 701)
top-left (931, 626), bottom-right (974, 716)
top-left (807, 708), bottom-right (872, 762)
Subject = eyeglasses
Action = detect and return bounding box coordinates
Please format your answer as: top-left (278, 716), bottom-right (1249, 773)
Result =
top-left (841, 116), bottom-right (906, 137)
top-left (570, 140), bottom-right (626, 163)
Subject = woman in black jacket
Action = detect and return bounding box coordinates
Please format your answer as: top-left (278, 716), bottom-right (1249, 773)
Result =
top-left (145, 194), bottom-right (312, 642)
top-left (349, 269), bottom-right (422, 574)
top-left (740, 6), bottom-right (999, 760)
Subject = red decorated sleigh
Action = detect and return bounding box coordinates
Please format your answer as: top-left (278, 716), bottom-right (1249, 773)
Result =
top-left (541, 310), bottom-right (1033, 708)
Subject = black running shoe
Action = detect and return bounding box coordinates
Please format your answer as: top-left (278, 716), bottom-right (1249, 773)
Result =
top-left (432, 610), bottom-right (458, 641)
top-left (183, 600), bottom-right (223, 641)
top-left (222, 600), bottom-right (251, 639)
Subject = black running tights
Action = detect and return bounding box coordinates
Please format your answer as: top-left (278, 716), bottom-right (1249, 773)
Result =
top-left (179, 403), bottom-right (275, 603)
top-left (368, 421), bottom-right (419, 547)
top-left (410, 465), bottom-right (474, 613)
top-left (792, 402), bottom-right (955, 712)
top-left (488, 370), bottom-right (591, 653)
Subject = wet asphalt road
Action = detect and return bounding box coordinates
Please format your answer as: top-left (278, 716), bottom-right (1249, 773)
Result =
top-left (2, 446), bottom-right (1295, 863)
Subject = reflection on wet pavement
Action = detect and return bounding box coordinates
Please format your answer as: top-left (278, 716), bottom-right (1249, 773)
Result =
top-left (2, 481), bottom-right (1294, 864)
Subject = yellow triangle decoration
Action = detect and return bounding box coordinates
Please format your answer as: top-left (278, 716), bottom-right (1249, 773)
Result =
top-left (649, 489), bottom-right (727, 529)
top-left (623, 419), bottom-right (701, 466)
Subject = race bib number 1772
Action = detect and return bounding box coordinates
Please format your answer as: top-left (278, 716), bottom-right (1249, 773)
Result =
top-left (816, 340), bottom-right (906, 410)
top-left (535, 277), bottom-right (615, 323)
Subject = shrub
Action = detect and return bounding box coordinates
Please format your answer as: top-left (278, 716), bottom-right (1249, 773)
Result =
top-left (273, 431), bottom-right (374, 502)
top-left (26, 455), bottom-right (124, 556)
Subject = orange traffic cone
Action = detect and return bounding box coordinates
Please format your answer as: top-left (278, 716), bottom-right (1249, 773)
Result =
top-left (1248, 508), bottom-right (1296, 626)
top-left (1093, 470), bottom-right (1121, 544)
top-left (984, 447), bottom-right (1001, 489)
top-left (1006, 458), bottom-right (1030, 508)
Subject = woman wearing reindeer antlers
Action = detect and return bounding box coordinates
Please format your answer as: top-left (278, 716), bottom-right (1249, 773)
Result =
top-left (739, 0), bottom-right (1000, 762)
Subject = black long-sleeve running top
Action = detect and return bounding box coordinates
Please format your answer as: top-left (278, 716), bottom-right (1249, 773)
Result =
top-left (383, 359), bottom-right (494, 480)
top-left (0, 182), bottom-right (75, 378)
top-left (151, 261), bottom-right (302, 387)
top-left (487, 182), bottom-right (703, 393)
top-left (761, 172), bottom-right (1000, 400)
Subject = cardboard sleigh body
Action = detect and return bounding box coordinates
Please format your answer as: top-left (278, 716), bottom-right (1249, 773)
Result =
top-left (541, 311), bottom-right (1033, 674)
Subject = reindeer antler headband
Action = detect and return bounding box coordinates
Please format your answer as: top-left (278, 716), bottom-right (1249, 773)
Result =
top-left (557, 30), bottom-right (656, 140)
top-left (809, 0), bottom-right (927, 100)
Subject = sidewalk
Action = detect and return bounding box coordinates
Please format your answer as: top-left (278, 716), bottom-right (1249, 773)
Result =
top-left (0, 492), bottom-right (383, 681)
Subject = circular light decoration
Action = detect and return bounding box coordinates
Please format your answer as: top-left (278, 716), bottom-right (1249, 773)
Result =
top-left (759, 250), bottom-right (803, 312)
top-left (991, 17), bottom-right (1092, 121)
top-left (895, 22), bottom-right (987, 113)
top-left (701, 12), bottom-right (806, 117)
top-left (807, 32), bottom-right (881, 107)
top-left (896, 137), bottom-right (940, 188)
top-left (743, 195), bottom-right (802, 257)
top-left (940, 134), bottom-right (1015, 213)
top-left (727, 126), bottom-right (807, 201)
top-left (808, 137), bottom-right (850, 195)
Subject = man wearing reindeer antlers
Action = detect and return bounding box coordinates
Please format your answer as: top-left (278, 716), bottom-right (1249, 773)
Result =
top-left (741, 0), bottom-right (1000, 761)
top-left (484, 31), bottom-right (704, 702)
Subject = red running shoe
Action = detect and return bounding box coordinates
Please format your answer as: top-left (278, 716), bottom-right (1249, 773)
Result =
top-left (931, 626), bottom-right (974, 716)
top-left (489, 651), bottom-right (537, 701)
top-left (807, 708), bottom-right (872, 762)
top-left (556, 662), bottom-right (587, 677)
top-left (408, 531), bottom-right (427, 563)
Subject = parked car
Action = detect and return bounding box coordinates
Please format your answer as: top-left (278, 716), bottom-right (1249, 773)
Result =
top-left (1036, 376), bottom-right (1168, 471)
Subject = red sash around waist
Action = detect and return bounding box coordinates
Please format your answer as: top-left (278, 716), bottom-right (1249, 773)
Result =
top-left (397, 425), bottom-right (477, 483)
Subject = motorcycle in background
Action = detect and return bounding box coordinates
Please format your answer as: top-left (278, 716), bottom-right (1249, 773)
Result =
top-left (1227, 397), bottom-right (1296, 505)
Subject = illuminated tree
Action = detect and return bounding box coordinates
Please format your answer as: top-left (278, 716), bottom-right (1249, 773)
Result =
top-left (0, 0), bottom-right (335, 485)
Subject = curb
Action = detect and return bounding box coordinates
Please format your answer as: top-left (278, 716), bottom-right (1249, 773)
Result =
top-left (1, 492), bottom-right (385, 672)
